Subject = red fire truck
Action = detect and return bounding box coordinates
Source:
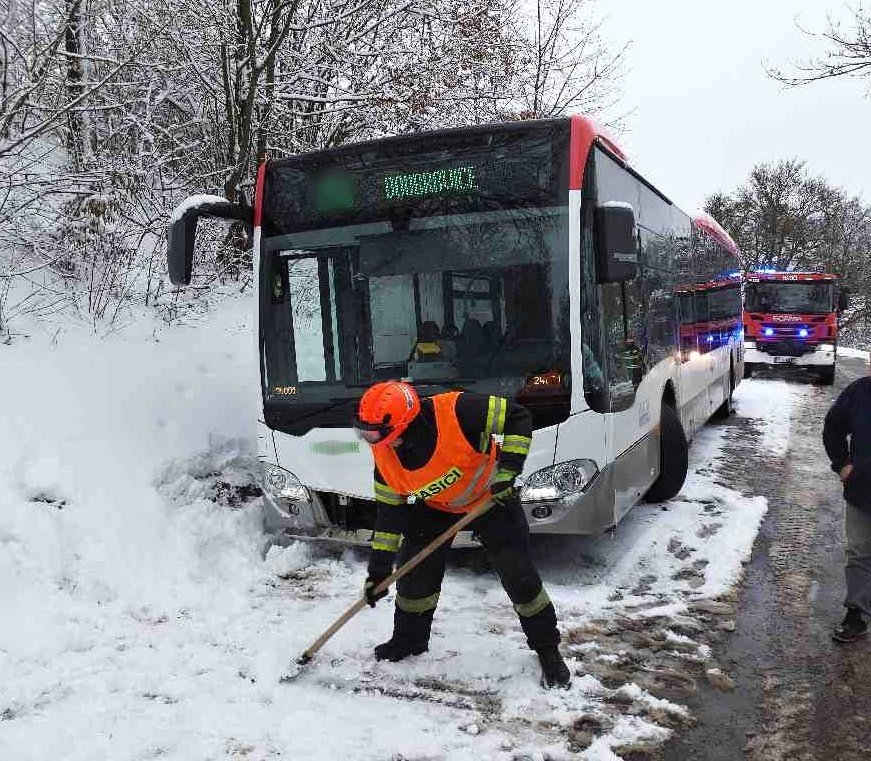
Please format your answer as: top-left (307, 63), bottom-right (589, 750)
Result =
top-left (743, 271), bottom-right (848, 385)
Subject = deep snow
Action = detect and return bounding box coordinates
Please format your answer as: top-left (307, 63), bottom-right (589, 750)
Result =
top-left (1, 295), bottom-right (808, 760)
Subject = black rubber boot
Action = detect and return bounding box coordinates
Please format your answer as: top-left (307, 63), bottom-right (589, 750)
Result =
top-left (374, 608), bottom-right (433, 662)
top-left (374, 638), bottom-right (428, 662)
top-left (832, 607), bottom-right (868, 643)
top-left (536, 646), bottom-right (571, 689)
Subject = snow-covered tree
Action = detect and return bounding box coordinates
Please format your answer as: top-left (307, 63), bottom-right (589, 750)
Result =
top-left (0, 0), bottom-right (625, 335)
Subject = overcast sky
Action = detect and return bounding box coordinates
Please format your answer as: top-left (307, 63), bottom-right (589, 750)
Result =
top-left (603, 0), bottom-right (871, 214)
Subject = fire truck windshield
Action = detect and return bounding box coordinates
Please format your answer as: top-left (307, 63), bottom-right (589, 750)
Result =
top-left (745, 281), bottom-right (834, 315)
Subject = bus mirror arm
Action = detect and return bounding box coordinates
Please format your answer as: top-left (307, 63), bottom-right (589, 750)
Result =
top-left (594, 202), bottom-right (638, 284)
top-left (167, 198), bottom-right (253, 286)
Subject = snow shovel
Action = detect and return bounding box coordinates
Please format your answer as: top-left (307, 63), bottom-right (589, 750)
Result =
top-left (282, 499), bottom-right (493, 681)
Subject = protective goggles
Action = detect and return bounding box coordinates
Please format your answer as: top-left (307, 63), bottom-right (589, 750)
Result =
top-left (351, 416), bottom-right (393, 444)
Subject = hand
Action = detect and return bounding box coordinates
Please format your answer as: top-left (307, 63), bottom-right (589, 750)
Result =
top-left (364, 550), bottom-right (394, 607)
top-left (840, 463), bottom-right (854, 482)
top-left (490, 477), bottom-right (516, 507)
top-left (364, 575), bottom-right (389, 607)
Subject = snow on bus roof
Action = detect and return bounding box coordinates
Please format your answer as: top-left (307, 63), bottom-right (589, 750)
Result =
top-left (693, 212), bottom-right (739, 256)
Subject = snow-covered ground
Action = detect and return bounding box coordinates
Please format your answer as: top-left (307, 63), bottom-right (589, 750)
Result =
top-left (1, 296), bottom-right (808, 760)
top-left (838, 346), bottom-right (870, 360)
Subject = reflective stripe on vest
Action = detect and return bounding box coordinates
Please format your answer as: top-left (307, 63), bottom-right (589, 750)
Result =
top-left (374, 392), bottom-right (498, 514)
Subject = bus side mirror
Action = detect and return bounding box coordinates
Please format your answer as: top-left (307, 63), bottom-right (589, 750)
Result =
top-left (595, 202), bottom-right (638, 283)
top-left (168, 211), bottom-right (198, 285)
top-left (838, 289), bottom-right (850, 312)
top-left (167, 196), bottom-right (253, 286)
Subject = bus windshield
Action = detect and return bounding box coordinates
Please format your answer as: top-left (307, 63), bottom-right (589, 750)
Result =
top-left (745, 281), bottom-right (834, 315)
top-left (258, 122), bottom-right (570, 429)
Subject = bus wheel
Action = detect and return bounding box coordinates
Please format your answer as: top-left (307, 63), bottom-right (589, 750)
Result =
top-left (743, 363), bottom-right (755, 379)
top-left (643, 403), bottom-right (689, 503)
top-left (816, 366), bottom-right (835, 386)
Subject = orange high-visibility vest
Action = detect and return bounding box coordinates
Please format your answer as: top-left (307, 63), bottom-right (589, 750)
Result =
top-left (374, 392), bottom-right (498, 514)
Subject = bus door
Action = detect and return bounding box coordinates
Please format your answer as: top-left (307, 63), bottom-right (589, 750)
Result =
top-left (596, 277), bottom-right (654, 522)
top-left (278, 248), bottom-right (356, 386)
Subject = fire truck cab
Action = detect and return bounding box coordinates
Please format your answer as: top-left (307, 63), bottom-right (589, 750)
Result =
top-left (743, 271), bottom-right (847, 385)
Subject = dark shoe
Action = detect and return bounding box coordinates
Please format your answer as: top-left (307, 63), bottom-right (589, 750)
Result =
top-left (374, 637), bottom-right (428, 662)
top-left (832, 607), bottom-right (868, 643)
top-left (374, 606), bottom-right (434, 661)
top-left (537, 646), bottom-right (571, 689)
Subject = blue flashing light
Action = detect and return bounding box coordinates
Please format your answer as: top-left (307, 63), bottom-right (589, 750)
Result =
top-left (764, 327), bottom-right (775, 337)
top-left (707, 335), bottom-right (714, 343)
top-left (798, 328), bottom-right (809, 338)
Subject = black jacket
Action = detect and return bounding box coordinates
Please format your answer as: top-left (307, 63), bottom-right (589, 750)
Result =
top-left (823, 376), bottom-right (871, 511)
top-left (367, 392), bottom-right (532, 574)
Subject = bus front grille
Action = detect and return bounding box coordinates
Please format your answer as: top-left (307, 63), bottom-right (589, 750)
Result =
top-left (315, 492), bottom-right (378, 531)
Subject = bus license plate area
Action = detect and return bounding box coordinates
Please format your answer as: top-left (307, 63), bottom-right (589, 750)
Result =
top-left (773, 356), bottom-right (795, 364)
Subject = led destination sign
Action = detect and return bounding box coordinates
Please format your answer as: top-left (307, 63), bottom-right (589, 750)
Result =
top-left (383, 166), bottom-right (477, 201)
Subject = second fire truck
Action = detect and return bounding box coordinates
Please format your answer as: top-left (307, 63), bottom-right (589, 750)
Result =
top-left (743, 271), bottom-right (848, 385)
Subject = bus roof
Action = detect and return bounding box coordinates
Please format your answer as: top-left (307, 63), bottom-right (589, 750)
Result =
top-left (262, 114), bottom-right (627, 193)
top-left (569, 115), bottom-right (627, 190)
top-left (693, 212), bottom-right (740, 256)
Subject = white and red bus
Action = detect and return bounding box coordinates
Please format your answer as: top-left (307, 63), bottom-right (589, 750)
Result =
top-left (743, 271), bottom-right (848, 385)
top-left (168, 116), bottom-right (743, 544)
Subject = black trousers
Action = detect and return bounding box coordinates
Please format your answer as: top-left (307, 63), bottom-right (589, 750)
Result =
top-left (391, 497), bottom-right (560, 651)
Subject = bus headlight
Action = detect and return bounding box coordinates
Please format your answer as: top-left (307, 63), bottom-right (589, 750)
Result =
top-left (262, 464), bottom-right (310, 503)
top-left (818, 343), bottom-right (835, 352)
top-left (519, 459), bottom-right (599, 502)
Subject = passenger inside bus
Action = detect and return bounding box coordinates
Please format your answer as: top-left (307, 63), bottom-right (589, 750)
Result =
top-left (406, 320), bottom-right (459, 380)
top-left (411, 321), bottom-right (457, 363)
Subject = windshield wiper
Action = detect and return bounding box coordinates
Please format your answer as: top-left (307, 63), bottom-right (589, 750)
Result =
top-left (412, 378), bottom-right (475, 393)
top-left (268, 397), bottom-right (357, 428)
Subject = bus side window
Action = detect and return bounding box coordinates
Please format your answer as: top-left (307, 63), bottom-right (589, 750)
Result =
top-left (599, 282), bottom-right (642, 412)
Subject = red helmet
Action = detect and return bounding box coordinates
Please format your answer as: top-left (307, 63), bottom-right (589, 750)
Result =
top-left (353, 381), bottom-right (420, 446)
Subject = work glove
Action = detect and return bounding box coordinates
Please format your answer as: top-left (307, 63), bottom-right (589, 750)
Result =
top-left (490, 474), bottom-right (517, 507)
top-left (364, 549), bottom-right (394, 607)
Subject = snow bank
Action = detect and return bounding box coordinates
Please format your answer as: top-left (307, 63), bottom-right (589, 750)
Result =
top-left (839, 346), bottom-right (870, 360)
top-left (0, 295), bottom-right (510, 760)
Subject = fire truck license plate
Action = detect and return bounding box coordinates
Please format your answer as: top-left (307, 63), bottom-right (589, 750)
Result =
top-left (773, 356), bottom-right (795, 364)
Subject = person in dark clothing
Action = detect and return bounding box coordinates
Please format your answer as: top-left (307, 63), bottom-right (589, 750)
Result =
top-left (823, 350), bottom-right (871, 643)
top-left (352, 380), bottom-right (571, 688)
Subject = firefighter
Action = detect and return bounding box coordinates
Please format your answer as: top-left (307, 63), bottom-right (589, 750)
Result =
top-left (352, 380), bottom-right (571, 689)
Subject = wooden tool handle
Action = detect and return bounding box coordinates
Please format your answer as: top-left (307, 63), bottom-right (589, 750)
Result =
top-left (297, 500), bottom-right (492, 663)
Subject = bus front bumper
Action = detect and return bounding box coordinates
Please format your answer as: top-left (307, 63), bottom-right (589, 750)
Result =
top-left (261, 490), bottom-right (482, 548)
top-left (260, 461), bottom-right (615, 545)
top-left (744, 343), bottom-right (836, 368)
